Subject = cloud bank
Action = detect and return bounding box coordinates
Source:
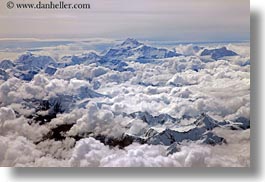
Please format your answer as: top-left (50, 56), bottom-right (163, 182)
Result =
top-left (0, 39), bottom-right (250, 167)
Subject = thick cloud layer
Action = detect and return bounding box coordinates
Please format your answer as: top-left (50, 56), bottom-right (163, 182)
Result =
top-left (70, 132), bottom-right (249, 167)
top-left (0, 40), bottom-right (250, 167)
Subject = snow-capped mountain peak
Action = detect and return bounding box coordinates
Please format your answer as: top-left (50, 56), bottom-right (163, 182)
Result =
top-left (200, 46), bottom-right (238, 60)
top-left (104, 38), bottom-right (181, 61)
top-left (0, 60), bottom-right (15, 70)
top-left (120, 38), bottom-right (143, 48)
top-left (194, 113), bottom-right (219, 130)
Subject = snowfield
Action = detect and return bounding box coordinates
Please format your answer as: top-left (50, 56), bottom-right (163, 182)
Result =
top-left (0, 38), bottom-right (250, 167)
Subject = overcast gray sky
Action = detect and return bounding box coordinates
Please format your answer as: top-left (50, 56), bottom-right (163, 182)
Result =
top-left (0, 0), bottom-right (249, 42)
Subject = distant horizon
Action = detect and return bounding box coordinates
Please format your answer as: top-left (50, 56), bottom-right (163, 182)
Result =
top-left (0, 37), bottom-right (250, 44)
top-left (0, 0), bottom-right (249, 42)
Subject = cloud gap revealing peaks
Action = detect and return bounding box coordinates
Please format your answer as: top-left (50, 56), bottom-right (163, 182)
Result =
top-left (0, 0), bottom-right (250, 167)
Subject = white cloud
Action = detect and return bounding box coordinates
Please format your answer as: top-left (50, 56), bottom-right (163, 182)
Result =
top-left (0, 41), bottom-right (250, 167)
top-left (70, 136), bottom-right (249, 167)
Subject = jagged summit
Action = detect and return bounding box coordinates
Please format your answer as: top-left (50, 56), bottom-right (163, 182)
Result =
top-left (120, 38), bottom-right (143, 48)
top-left (15, 53), bottom-right (55, 70)
top-left (0, 60), bottom-right (15, 70)
top-left (103, 38), bottom-right (180, 61)
top-left (194, 113), bottom-right (219, 130)
top-left (201, 47), bottom-right (238, 60)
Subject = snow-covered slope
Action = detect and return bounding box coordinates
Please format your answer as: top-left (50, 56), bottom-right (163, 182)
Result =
top-left (200, 47), bottom-right (238, 60)
top-left (0, 39), bottom-right (250, 167)
top-left (0, 60), bottom-right (15, 69)
top-left (104, 38), bottom-right (180, 62)
top-left (15, 53), bottom-right (56, 71)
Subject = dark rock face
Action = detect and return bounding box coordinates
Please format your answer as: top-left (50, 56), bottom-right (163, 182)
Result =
top-left (5, 38), bottom-right (181, 82)
top-left (120, 38), bottom-right (143, 48)
top-left (29, 110), bottom-right (249, 156)
top-left (194, 113), bottom-right (219, 130)
top-left (45, 66), bottom-right (57, 75)
top-left (25, 98), bottom-right (65, 125)
top-left (0, 60), bottom-right (15, 69)
top-left (145, 127), bottom-right (226, 146)
top-left (232, 117), bottom-right (250, 129)
top-left (103, 38), bottom-right (181, 64)
top-left (98, 59), bottom-right (134, 72)
top-left (61, 52), bottom-right (101, 66)
top-left (120, 112), bottom-right (247, 147)
top-left (201, 47), bottom-right (238, 60)
top-left (4, 39), bottom-right (248, 157)
top-left (23, 93), bottom-right (249, 152)
top-left (24, 88), bottom-right (107, 124)
top-left (128, 111), bottom-right (179, 125)
top-left (15, 53), bottom-right (55, 71)
top-left (93, 134), bottom-right (145, 149)
top-left (15, 70), bottom-right (39, 81)
top-left (0, 69), bottom-right (9, 80)
top-left (9, 53), bottom-right (56, 81)
top-left (46, 123), bottom-right (75, 141)
top-left (166, 142), bottom-right (181, 155)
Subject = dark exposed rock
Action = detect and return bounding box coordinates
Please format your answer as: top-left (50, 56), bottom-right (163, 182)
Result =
top-left (103, 38), bottom-right (181, 64)
top-left (25, 98), bottom-right (66, 125)
top-left (145, 127), bottom-right (226, 146)
top-left (166, 142), bottom-right (181, 155)
top-left (0, 60), bottom-right (15, 69)
top-left (0, 69), bottom-right (9, 80)
top-left (15, 53), bottom-right (55, 71)
top-left (233, 117), bottom-right (250, 129)
top-left (33, 110), bottom-right (246, 150)
top-left (14, 70), bottom-right (39, 81)
top-left (98, 58), bottom-right (135, 72)
top-left (200, 47), bottom-right (238, 60)
top-left (194, 113), bottom-right (219, 130)
top-left (46, 123), bottom-right (75, 141)
top-left (128, 111), bottom-right (179, 125)
top-left (94, 134), bottom-right (145, 149)
top-left (45, 66), bottom-right (57, 75)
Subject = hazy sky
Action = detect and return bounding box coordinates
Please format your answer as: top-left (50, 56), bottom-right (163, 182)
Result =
top-left (0, 0), bottom-right (249, 42)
